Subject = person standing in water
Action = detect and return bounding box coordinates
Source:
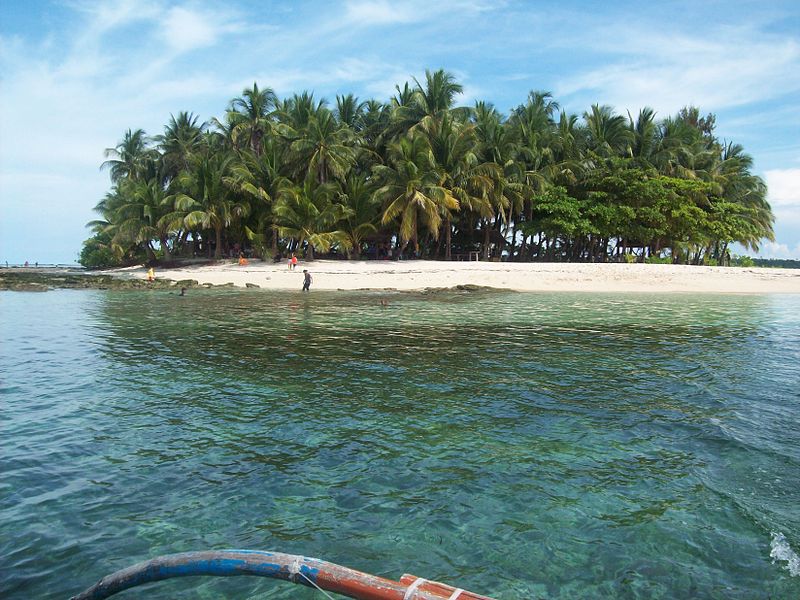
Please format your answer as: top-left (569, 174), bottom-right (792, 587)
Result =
top-left (302, 269), bottom-right (312, 292)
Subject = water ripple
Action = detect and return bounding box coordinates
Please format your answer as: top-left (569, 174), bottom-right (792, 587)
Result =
top-left (1, 289), bottom-right (799, 599)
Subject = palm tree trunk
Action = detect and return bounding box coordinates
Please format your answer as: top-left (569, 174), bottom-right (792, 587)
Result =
top-left (444, 217), bottom-right (452, 260)
top-left (159, 235), bottom-right (172, 262)
top-left (214, 226), bottom-right (223, 259)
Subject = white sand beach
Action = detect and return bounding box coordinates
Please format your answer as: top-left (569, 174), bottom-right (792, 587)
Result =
top-left (109, 260), bottom-right (800, 293)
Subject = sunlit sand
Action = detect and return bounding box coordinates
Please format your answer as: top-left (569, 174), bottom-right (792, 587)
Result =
top-left (108, 260), bottom-right (800, 294)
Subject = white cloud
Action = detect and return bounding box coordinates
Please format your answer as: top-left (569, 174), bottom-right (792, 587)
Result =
top-left (72, 0), bottom-right (159, 34)
top-left (556, 25), bottom-right (800, 115)
top-left (764, 169), bottom-right (800, 246)
top-left (757, 240), bottom-right (800, 260)
top-left (344, 1), bottom-right (417, 26)
top-left (765, 168), bottom-right (800, 207)
top-left (250, 58), bottom-right (416, 100)
top-left (342, 0), bottom-right (502, 28)
top-left (159, 6), bottom-right (226, 53)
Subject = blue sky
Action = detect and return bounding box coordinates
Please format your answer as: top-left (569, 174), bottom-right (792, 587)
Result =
top-left (1, 0), bottom-right (799, 264)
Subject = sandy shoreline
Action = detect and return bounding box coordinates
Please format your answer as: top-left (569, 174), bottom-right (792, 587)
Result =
top-left (103, 260), bottom-right (800, 294)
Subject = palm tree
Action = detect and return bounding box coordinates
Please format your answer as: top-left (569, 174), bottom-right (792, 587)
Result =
top-left (413, 69), bottom-right (464, 118)
top-left (627, 107), bottom-right (658, 166)
top-left (277, 91), bottom-right (328, 130)
top-left (473, 104), bottom-right (526, 257)
top-left (390, 69), bottom-right (465, 136)
top-left (156, 112), bottom-right (206, 180)
top-left (227, 82), bottom-right (277, 155)
top-left (337, 174), bottom-right (379, 259)
top-left (584, 104), bottom-right (632, 159)
top-left (115, 176), bottom-right (176, 262)
top-left (374, 135), bottom-right (458, 255)
top-left (705, 142), bottom-right (774, 253)
top-left (227, 139), bottom-right (288, 255)
top-left (288, 109), bottom-right (357, 184)
top-left (335, 94), bottom-right (367, 131)
top-left (101, 129), bottom-right (154, 183)
top-left (174, 153), bottom-right (248, 258)
top-left (273, 180), bottom-right (349, 259)
top-left (420, 112), bottom-right (496, 258)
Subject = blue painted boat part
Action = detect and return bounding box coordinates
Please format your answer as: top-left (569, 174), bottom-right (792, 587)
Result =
top-left (69, 549), bottom-right (495, 600)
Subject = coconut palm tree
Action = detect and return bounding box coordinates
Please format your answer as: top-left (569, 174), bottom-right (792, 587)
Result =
top-left (374, 135), bottom-right (458, 255)
top-left (101, 129), bottom-right (154, 183)
top-left (584, 104), bottom-right (632, 159)
top-left (335, 94), bottom-right (367, 131)
top-left (227, 82), bottom-right (277, 155)
top-left (174, 153), bottom-right (248, 259)
top-left (704, 142), bottom-right (774, 253)
top-left (227, 139), bottom-right (288, 255)
top-left (337, 174), bottom-right (379, 259)
top-left (273, 180), bottom-right (350, 259)
top-left (473, 104), bottom-right (527, 257)
top-left (288, 109), bottom-right (358, 184)
top-left (390, 69), bottom-right (465, 136)
top-left (420, 112), bottom-right (495, 258)
top-left (156, 112), bottom-right (206, 180)
top-left (413, 69), bottom-right (465, 119)
top-left (627, 107), bottom-right (658, 166)
top-left (277, 91), bottom-right (328, 130)
top-left (114, 176), bottom-right (176, 261)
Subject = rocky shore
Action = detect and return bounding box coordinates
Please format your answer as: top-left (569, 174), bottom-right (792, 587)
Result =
top-left (0, 269), bottom-right (207, 292)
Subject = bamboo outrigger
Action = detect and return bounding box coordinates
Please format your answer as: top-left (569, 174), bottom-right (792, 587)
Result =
top-left (70, 550), bottom-right (495, 600)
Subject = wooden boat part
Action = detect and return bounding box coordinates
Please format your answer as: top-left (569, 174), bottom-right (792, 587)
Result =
top-left (69, 550), bottom-right (495, 600)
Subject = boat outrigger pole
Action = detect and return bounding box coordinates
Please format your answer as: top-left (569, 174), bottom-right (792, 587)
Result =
top-left (70, 550), bottom-right (495, 600)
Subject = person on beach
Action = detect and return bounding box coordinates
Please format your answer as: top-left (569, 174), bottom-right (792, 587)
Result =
top-left (146, 267), bottom-right (155, 282)
top-left (291, 253), bottom-right (298, 270)
top-left (238, 253), bottom-right (249, 266)
top-left (302, 269), bottom-right (312, 292)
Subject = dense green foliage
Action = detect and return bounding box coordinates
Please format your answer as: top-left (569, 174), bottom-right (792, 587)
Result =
top-left (83, 71), bottom-right (774, 266)
top-left (749, 257), bottom-right (800, 269)
top-left (79, 231), bottom-right (132, 268)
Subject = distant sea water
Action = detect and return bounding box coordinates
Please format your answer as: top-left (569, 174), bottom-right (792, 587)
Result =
top-left (1, 289), bottom-right (799, 599)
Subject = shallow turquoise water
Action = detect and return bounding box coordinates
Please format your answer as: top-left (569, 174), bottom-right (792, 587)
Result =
top-left (1, 288), bottom-right (799, 599)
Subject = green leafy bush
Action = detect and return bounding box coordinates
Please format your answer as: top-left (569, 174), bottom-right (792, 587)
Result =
top-left (78, 233), bottom-right (121, 268)
top-left (733, 255), bottom-right (755, 267)
top-left (646, 255), bottom-right (671, 264)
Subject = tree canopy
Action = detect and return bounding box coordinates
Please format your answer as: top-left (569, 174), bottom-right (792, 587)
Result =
top-left (83, 69), bottom-right (773, 267)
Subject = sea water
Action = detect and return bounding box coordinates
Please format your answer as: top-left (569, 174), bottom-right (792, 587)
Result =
top-left (1, 288), bottom-right (799, 599)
